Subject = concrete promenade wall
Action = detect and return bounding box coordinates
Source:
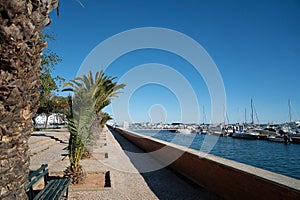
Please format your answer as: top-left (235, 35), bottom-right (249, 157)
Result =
top-left (110, 126), bottom-right (300, 200)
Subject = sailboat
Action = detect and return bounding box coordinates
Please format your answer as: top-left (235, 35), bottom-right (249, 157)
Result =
top-left (199, 106), bottom-right (208, 134)
top-left (232, 99), bottom-right (260, 140)
top-left (268, 99), bottom-right (300, 144)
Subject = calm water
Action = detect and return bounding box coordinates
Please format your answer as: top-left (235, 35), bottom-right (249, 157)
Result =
top-left (133, 130), bottom-right (300, 180)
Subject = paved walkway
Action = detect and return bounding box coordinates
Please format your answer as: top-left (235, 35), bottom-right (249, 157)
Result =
top-left (29, 127), bottom-right (216, 200)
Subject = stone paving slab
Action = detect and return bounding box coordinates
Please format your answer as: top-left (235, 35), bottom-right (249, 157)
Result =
top-left (29, 127), bottom-right (215, 200)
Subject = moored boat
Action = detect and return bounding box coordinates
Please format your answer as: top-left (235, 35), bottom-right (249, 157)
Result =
top-left (268, 130), bottom-right (292, 144)
top-left (267, 134), bottom-right (291, 144)
top-left (257, 128), bottom-right (276, 138)
top-left (232, 131), bottom-right (260, 140)
top-left (290, 137), bottom-right (300, 144)
top-left (208, 125), bottom-right (225, 136)
top-left (177, 128), bottom-right (192, 134)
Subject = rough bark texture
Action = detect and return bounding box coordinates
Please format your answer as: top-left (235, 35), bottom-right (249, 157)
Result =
top-left (0, 0), bottom-right (58, 199)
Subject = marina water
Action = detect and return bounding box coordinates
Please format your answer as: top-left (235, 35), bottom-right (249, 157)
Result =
top-left (133, 130), bottom-right (300, 180)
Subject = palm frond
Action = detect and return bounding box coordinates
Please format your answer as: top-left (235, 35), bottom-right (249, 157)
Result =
top-left (63, 69), bottom-right (125, 172)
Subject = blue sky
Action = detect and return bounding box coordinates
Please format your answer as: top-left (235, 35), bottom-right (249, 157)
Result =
top-left (46, 0), bottom-right (300, 124)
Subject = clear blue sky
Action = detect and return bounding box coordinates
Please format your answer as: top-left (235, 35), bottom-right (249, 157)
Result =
top-left (46, 0), bottom-right (300, 124)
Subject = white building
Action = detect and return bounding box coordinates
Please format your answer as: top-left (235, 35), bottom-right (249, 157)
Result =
top-left (34, 113), bottom-right (67, 127)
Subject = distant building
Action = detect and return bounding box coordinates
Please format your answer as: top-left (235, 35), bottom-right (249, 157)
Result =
top-left (34, 113), bottom-right (67, 127)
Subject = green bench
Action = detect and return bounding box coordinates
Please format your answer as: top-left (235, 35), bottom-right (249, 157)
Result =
top-left (26, 164), bottom-right (71, 200)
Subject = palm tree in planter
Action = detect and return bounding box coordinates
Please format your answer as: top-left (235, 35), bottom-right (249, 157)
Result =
top-left (63, 70), bottom-right (125, 184)
top-left (0, 1), bottom-right (58, 199)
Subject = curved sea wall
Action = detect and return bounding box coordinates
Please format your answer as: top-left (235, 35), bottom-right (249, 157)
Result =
top-left (109, 126), bottom-right (300, 200)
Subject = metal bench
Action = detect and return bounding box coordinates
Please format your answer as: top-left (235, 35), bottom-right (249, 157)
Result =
top-left (26, 164), bottom-right (71, 200)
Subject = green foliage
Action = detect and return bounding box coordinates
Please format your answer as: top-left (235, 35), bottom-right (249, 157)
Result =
top-left (40, 33), bottom-right (64, 95)
top-left (100, 112), bottom-right (112, 128)
top-left (34, 32), bottom-right (67, 128)
top-left (51, 95), bottom-right (71, 116)
top-left (36, 94), bottom-right (71, 128)
top-left (64, 117), bottom-right (86, 184)
top-left (63, 70), bottom-right (125, 175)
top-left (67, 117), bottom-right (85, 172)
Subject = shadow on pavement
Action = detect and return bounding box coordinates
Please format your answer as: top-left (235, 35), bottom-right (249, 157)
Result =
top-left (108, 127), bottom-right (219, 200)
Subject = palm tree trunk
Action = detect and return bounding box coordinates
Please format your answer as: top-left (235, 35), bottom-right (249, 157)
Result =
top-left (45, 114), bottom-right (49, 129)
top-left (0, 1), bottom-right (58, 199)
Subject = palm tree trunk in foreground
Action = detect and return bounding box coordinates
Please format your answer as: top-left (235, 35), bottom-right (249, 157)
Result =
top-left (0, 1), bottom-right (58, 199)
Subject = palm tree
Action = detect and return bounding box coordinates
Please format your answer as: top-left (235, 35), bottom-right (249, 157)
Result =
top-left (99, 112), bottom-right (113, 128)
top-left (0, 0), bottom-right (58, 199)
top-left (63, 70), bottom-right (125, 183)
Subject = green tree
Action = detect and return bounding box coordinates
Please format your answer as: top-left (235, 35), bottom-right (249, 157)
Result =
top-left (39, 34), bottom-right (63, 96)
top-left (36, 95), bottom-right (70, 128)
top-left (34, 33), bottom-right (64, 128)
top-left (51, 95), bottom-right (71, 121)
top-left (100, 112), bottom-right (112, 127)
top-left (63, 70), bottom-right (125, 183)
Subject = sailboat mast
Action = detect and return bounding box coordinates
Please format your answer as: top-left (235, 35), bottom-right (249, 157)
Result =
top-left (244, 108), bottom-right (247, 124)
top-left (202, 105), bottom-right (207, 124)
top-left (251, 98), bottom-right (254, 124)
top-left (288, 99), bottom-right (292, 123)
